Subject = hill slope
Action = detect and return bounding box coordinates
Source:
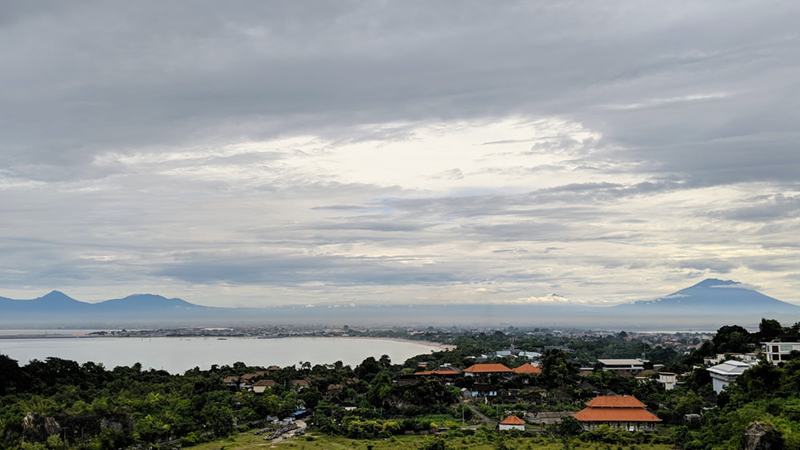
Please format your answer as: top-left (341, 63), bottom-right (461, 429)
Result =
top-left (613, 278), bottom-right (800, 315)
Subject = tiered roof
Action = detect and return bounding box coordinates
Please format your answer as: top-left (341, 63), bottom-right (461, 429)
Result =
top-left (463, 363), bottom-right (512, 374)
top-left (574, 396), bottom-right (661, 423)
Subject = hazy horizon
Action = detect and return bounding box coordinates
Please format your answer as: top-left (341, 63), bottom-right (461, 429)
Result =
top-left (2, 2), bottom-right (799, 308)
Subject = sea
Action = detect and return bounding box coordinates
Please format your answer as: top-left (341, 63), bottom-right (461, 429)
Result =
top-left (0, 334), bottom-right (445, 373)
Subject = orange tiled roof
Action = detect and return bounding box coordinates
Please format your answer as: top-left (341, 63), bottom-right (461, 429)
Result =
top-left (586, 396), bottom-right (646, 408)
top-left (512, 363), bottom-right (542, 374)
top-left (500, 415), bottom-right (526, 425)
top-left (574, 407), bottom-right (660, 423)
top-left (464, 363), bottom-right (512, 373)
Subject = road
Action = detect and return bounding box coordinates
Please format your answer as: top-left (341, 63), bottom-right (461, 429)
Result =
top-left (463, 400), bottom-right (497, 428)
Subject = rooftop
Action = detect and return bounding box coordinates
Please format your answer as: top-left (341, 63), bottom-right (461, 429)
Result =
top-left (707, 360), bottom-right (754, 376)
top-left (500, 415), bottom-right (526, 425)
top-left (512, 363), bottom-right (542, 374)
top-left (598, 359), bottom-right (645, 366)
top-left (464, 363), bottom-right (512, 373)
top-left (574, 407), bottom-right (661, 423)
top-left (586, 396), bottom-right (647, 408)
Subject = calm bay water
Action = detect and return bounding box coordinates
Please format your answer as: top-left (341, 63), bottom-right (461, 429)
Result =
top-left (0, 337), bottom-right (443, 373)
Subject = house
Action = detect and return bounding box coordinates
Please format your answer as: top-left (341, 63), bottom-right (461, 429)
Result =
top-left (463, 363), bottom-right (513, 377)
top-left (470, 384), bottom-right (498, 397)
top-left (498, 415), bottom-right (526, 431)
top-left (573, 396), bottom-right (661, 432)
top-left (290, 379), bottom-right (310, 391)
top-left (707, 360), bottom-right (754, 394)
top-left (597, 359), bottom-right (645, 375)
top-left (761, 341), bottom-right (800, 364)
top-left (223, 376), bottom-right (239, 388)
top-left (241, 371), bottom-right (267, 384)
top-left (657, 372), bottom-right (677, 390)
top-left (511, 363), bottom-right (542, 375)
top-left (414, 365), bottom-right (461, 379)
top-left (252, 379), bottom-right (277, 394)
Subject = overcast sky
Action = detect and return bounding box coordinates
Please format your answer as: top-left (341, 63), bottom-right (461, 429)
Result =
top-left (2, 1), bottom-right (799, 307)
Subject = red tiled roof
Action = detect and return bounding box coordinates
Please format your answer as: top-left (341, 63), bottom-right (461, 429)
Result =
top-left (464, 363), bottom-right (512, 373)
top-left (253, 379), bottom-right (276, 387)
top-left (512, 363), bottom-right (542, 374)
top-left (500, 415), bottom-right (526, 425)
top-left (573, 407), bottom-right (661, 423)
top-left (586, 396), bottom-right (646, 408)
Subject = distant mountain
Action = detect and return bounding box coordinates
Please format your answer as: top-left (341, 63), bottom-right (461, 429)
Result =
top-left (0, 291), bottom-right (205, 315)
top-left (0, 290), bottom-right (90, 313)
top-left (0, 280), bottom-right (797, 330)
top-left (613, 278), bottom-right (800, 316)
top-left (93, 294), bottom-right (205, 312)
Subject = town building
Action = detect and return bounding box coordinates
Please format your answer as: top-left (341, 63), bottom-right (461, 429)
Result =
top-left (597, 359), bottom-right (646, 375)
top-left (511, 363), bottom-right (542, 375)
top-left (252, 379), bottom-right (277, 394)
top-left (707, 360), bottom-right (754, 394)
top-left (469, 384), bottom-right (498, 397)
top-left (761, 341), bottom-right (800, 364)
top-left (573, 396), bottom-right (661, 432)
top-left (498, 415), bottom-right (526, 431)
top-left (657, 372), bottom-right (677, 390)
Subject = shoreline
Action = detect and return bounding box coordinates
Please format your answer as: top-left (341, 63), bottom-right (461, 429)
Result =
top-left (0, 333), bottom-right (457, 351)
top-left (340, 336), bottom-right (456, 351)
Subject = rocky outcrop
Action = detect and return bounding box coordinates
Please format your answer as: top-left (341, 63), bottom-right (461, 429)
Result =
top-left (741, 422), bottom-right (784, 450)
top-left (21, 413), bottom-right (62, 442)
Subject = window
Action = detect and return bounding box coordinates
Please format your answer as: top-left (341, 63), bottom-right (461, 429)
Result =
top-left (780, 345), bottom-right (793, 352)
top-left (773, 346), bottom-right (780, 353)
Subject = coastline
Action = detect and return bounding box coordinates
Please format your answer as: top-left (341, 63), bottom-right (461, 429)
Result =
top-left (340, 336), bottom-right (456, 352)
top-left (0, 333), bottom-right (457, 352)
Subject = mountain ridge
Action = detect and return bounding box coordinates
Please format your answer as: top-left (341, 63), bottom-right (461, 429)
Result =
top-left (0, 279), bottom-right (797, 329)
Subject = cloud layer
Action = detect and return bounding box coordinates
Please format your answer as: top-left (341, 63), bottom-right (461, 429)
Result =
top-left (1, 1), bottom-right (799, 306)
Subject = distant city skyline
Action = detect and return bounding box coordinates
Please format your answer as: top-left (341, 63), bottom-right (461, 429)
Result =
top-left (1, 2), bottom-right (799, 307)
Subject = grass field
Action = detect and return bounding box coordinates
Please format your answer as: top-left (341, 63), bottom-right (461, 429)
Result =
top-left (190, 430), bottom-right (675, 450)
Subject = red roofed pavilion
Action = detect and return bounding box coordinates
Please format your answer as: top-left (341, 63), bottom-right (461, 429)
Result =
top-left (574, 396), bottom-right (660, 432)
top-left (463, 363), bottom-right (512, 377)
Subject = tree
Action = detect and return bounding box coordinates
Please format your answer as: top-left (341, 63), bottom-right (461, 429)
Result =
top-left (711, 325), bottom-right (750, 354)
top-left (541, 350), bottom-right (578, 388)
top-left (557, 416), bottom-right (583, 436)
top-left (757, 318), bottom-right (784, 341)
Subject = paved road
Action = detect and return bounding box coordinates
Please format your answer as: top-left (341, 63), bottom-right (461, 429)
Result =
top-left (464, 400), bottom-right (497, 428)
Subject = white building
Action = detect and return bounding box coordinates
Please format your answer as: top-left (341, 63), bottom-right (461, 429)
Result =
top-left (761, 342), bottom-right (800, 364)
top-left (657, 372), bottom-right (677, 390)
top-left (597, 359), bottom-right (646, 375)
top-left (707, 360), bottom-right (754, 394)
top-left (498, 415), bottom-right (526, 431)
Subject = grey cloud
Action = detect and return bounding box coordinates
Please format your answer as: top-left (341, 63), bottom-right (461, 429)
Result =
top-left (3, 2), bottom-right (800, 305)
top-left (710, 194), bottom-right (800, 222)
top-left (2, 1), bottom-right (799, 186)
top-left (676, 259), bottom-right (740, 274)
top-left (154, 252), bottom-right (460, 286)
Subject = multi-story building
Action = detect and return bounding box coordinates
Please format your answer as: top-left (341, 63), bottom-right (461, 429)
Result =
top-left (761, 341), bottom-right (800, 364)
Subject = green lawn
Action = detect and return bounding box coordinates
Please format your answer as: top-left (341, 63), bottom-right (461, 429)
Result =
top-left (190, 430), bottom-right (675, 450)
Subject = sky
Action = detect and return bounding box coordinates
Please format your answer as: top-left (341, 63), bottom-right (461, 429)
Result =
top-left (1, 1), bottom-right (799, 307)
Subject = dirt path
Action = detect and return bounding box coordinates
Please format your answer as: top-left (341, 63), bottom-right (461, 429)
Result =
top-left (464, 400), bottom-right (497, 428)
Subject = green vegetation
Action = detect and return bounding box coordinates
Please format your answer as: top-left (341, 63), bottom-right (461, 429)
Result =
top-left (2, 317), bottom-right (799, 448)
